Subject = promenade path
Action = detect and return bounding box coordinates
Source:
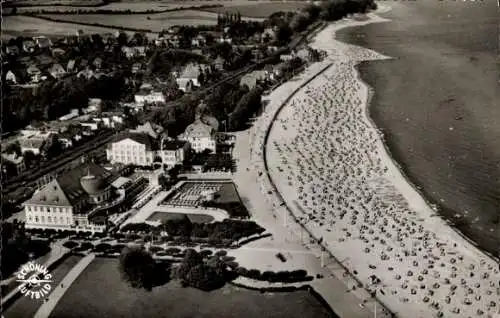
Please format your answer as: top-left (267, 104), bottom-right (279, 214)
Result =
top-left (232, 129), bottom-right (381, 318)
top-left (33, 254), bottom-right (95, 318)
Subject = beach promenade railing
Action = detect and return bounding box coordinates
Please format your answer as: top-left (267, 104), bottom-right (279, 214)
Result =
top-left (258, 61), bottom-right (394, 317)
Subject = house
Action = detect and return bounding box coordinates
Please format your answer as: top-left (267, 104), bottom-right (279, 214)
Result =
top-left (134, 90), bottom-right (166, 105)
top-left (77, 69), bottom-right (95, 80)
top-left (216, 36), bottom-right (232, 45)
top-left (34, 36), bottom-right (52, 49)
top-left (22, 163), bottom-right (120, 233)
top-left (27, 65), bottom-right (42, 83)
top-left (129, 122), bottom-right (164, 139)
top-left (6, 46), bottom-right (20, 56)
top-left (58, 132), bottom-right (74, 148)
top-left (106, 133), bottom-right (157, 166)
top-left (167, 26), bottom-right (181, 34)
top-left (176, 78), bottom-right (194, 93)
top-left (85, 98), bottom-right (102, 114)
top-left (58, 109), bottom-right (79, 121)
top-left (93, 57), bottom-right (103, 70)
top-left (295, 47), bottom-right (313, 62)
top-left (280, 54), bottom-right (294, 62)
top-left (51, 48), bottom-right (66, 57)
top-left (131, 62), bottom-right (142, 74)
top-left (178, 113), bottom-right (217, 153)
top-left (1, 153), bottom-right (26, 176)
top-left (121, 46), bottom-right (146, 59)
top-left (175, 63), bottom-right (209, 88)
top-left (240, 70), bottom-right (268, 90)
top-left (120, 101), bottom-right (143, 112)
top-left (92, 115), bottom-right (122, 129)
top-left (80, 120), bottom-right (103, 131)
top-left (101, 33), bottom-right (115, 44)
top-left (6, 70), bottom-right (18, 84)
top-left (106, 131), bottom-right (187, 168)
top-left (159, 140), bottom-right (189, 167)
top-left (191, 34), bottom-right (206, 47)
top-left (67, 60), bottom-right (76, 72)
top-left (251, 48), bottom-right (265, 61)
top-left (23, 40), bottom-right (36, 53)
top-left (213, 56), bottom-right (224, 71)
top-left (20, 137), bottom-right (46, 155)
top-left (266, 45), bottom-right (280, 54)
top-left (48, 63), bottom-right (66, 79)
top-left (262, 27), bottom-right (277, 43)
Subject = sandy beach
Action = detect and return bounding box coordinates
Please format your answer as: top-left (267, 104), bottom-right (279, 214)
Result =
top-left (243, 5), bottom-right (500, 318)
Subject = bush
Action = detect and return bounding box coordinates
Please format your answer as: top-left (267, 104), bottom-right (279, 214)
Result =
top-left (214, 250), bottom-right (227, 257)
top-left (80, 242), bottom-right (94, 251)
top-left (199, 249), bottom-right (213, 258)
top-left (235, 267), bottom-right (247, 276)
top-left (95, 243), bottom-right (112, 253)
top-left (118, 246), bottom-right (156, 290)
top-left (149, 246), bottom-right (163, 253)
top-left (226, 261), bottom-right (239, 269)
top-left (63, 241), bottom-right (79, 249)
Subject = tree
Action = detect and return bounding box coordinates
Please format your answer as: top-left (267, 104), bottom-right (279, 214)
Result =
top-left (276, 23), bottom-right (292, 45)
top-left (118, 246), bottom-right (156, 290)
top-left (5, 141), bottom-right (22, 157)
top-left (176, 249), bottom-right (203, 282)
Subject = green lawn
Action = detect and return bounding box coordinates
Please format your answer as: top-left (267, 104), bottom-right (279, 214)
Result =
top-left (199, 2), bottom-right (308, 18)
top-left (50, 258), bottom-right (335, 318)
top-left (3, 255), bottom-right (82, 318)
top-left (147, 211), bottom-right (215, 223)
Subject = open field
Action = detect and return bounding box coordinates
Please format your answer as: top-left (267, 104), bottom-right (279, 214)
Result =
top-left (2, 15), bottom-right (157, 39)
top-left (50, 257), bottom-right (335, 318)
top-left (199, 2), bottom-right (308, 18)
top-left (3, 255), bottom-right (82, 318)
top-left (147, 211), bottom-right (215, 223)
top-left (36, 10), bottom-right (263, 32)
top-left (17, 2), bottom-right (217, 12)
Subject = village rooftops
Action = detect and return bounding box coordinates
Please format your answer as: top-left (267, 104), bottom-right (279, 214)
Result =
top-left (178, 118), bottom-right (215, 139)
top-left (130, 122), bottom-right (164, 139)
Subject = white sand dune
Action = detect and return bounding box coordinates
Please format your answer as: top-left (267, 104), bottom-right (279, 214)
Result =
top-left (251, 6), bottom-right (499, 318)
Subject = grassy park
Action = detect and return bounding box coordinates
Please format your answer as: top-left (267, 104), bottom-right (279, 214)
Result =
top-left (50, 257), bottom-right (335, 318)
top-left (147, 211), bottom-right (215, 223)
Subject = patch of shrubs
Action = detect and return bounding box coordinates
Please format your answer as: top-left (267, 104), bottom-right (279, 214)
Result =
top-left (236, 267), bottom-right (313, 284)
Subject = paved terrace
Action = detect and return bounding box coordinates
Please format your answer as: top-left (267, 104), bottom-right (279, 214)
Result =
top-left (121, 190), bottom-right (229, 228)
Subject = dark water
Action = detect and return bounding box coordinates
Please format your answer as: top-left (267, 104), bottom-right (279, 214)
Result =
top-left (337, 0), bottom-right (500, 256)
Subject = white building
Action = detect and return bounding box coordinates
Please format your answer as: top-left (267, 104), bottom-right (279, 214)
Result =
top-left (106, 133), bottom-right (156, 166)
top-left (178, 114), bottom-right (217, 153)
top-left (106, 132), bottom-right (189, 168)
top-left (23, 163), bottom-right (119, 232)
top-left (159, 140), bottom-right (189, 167)
top-left (134, 90), bottom-right (165, 105)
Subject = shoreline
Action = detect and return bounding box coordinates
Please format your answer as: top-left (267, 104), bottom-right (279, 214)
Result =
top-left (262, 4), bottom-right (500, 317)
top-left (358, 65), bottom-right (500, 264)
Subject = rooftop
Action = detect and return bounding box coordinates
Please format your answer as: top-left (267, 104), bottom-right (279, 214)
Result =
top-left (24, 163), bottom-right (118, 207)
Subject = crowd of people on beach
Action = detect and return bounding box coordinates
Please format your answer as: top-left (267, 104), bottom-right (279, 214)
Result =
top-left (251, 19), bottom-right (500, 318)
